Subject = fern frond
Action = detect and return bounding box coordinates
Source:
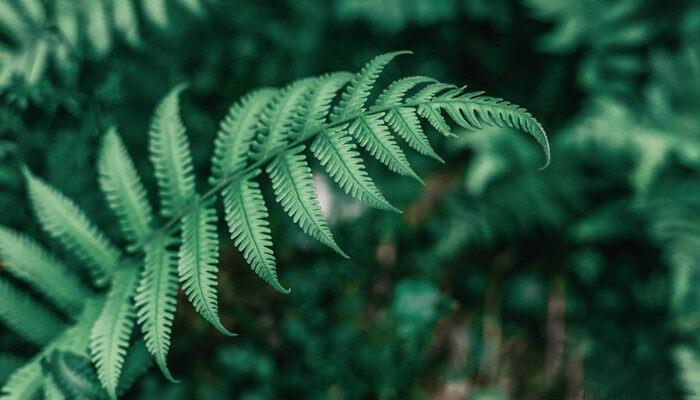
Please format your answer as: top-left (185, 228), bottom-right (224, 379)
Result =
top-left (223, 171), bottom-right (288, 293)
top-left (349, 113), bottom-right (422, 182)
top-left (0, 227), bottom-right (88, 315)
top-left (267, 145), bottom-right (346, 257)
top-left (210, 90), bottom-right (277, 182)
top-left (179, 204), bottom-right (232, 335)
top-left (297, 72), bottom-right (354, 138)
top-left (98, 128), bottom-right (154, 246)
top-left (149, 84), bottom-right (196, 217)
top-left (253, 79), bottom-right (315, 160)
top-left (23, 169), bottom-right (119, 286)
top-left (134, 236), bottom-right (178, 382)
top-left (311, 127), bottom-right (398, 212)
top-left (331, 51), bottom-right (411, 120)
top-left (0, 358), bottom-right (42, 400)
top-left (90, 267), bottom-right (140, 400)
top-left (0, 279), bottom-right (64, 346)
top-left (0, 53), bottom-right (552, 396)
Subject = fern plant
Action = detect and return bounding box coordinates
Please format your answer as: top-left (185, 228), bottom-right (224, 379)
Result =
top-left (0, 51), bottom-right (548, 399)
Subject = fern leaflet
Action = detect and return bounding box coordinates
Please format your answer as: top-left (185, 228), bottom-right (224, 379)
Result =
top-left (210, 90), bottom-right (276, 182)
top-left (0, 278), bottom-right (64, 346)
top-left (149, 84), bottom-right (196, 217)
top-left (223, 171), bottom-right (288, 293)
top-left (24, 169), bottom-right (119, 286)
top-left (90, 267), bottom-right (139, 400)
top-left (0, 227), bottom-right (88, 315)
top-left (179, 204), bottom-right (232, 335)
top-left (98, 129), bottom-right (154, 247)
top-left (267, 145), bottom-right (347, 257)
top-left (134, 236), bottom-right (178, 382)
top-left (311, 127), bottom-right (399, 212)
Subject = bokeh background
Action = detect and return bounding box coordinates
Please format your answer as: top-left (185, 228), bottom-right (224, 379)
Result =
top-left (1, 0), bottom-right (699, 399)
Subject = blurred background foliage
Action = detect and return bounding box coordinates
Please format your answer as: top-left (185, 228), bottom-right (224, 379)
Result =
top-left (0, 0), bottom-right (699, 399)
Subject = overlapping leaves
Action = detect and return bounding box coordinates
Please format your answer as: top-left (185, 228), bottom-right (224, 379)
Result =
top-left (0, 52), bottom-right (548, 399)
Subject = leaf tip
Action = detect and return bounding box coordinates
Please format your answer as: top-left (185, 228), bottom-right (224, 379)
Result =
top-left (157, 361), bottom-right (179, 383)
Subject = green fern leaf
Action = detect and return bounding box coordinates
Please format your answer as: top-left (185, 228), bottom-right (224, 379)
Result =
top-left (23, 169), bottom-right (119, 286)
top-left (134, 235), bottom-right (178, 382)
top-left (54, 298), bottom-right (105, 355)
top-left (384, 107), bottom-right (443, 162)
top-left (416, 103), bottom-right (454, 137)
top-left (0, 294), bottom-right (103, 400)
top-left (223, 171), bottom-right (289, 293)
top-left (43, 376), bottom-right (65, 400)
top-left (0, 278), bottom-right (64, 345)
top-left (267, 145), bottom-right (346, 257)
top-left (253, 79), bottom-right (315, 160)
top-left (44, 351), bottom-right (108, 400)
top-left (410, 82), bottom-right (459, 103)
top-left (349, 113), bottom-right (422, 182)
top-left (90, 267), bottom-right (140, 400)
top-left (297, 72), bottom-right (354, 138)
top-left (311, 127), bottom-right (399, 212)
top-left (83, 0), bottom-right (111, 58)
top-left (464, 96), bottom-right (550, 166)
top-left (142, 0), bottom-right (168, 29)
top-left (98, 128), bottom-right (154, 246)
top-left (410, 83), bottom-right (460, 138)
top-left (112, 0), bottom-right (141, 47)
top-left (0, 227), bottom-right (88, 314)
top-left (179, 204), bottom-right (232, 335)
top-left (149, 84), bottom-right (196, 217)
top-left (675, 346), bottom-right (700, 400)
top-left (0, 358), bottom-right (42, 400)
top-left (115, 340), bottom-right (152, 397)
top-left (210, 89), bottom-right (276, 183)
top-left (373, 76), bottom-right (435, 108)
top-left (331, 51), bottom-right (411, 120)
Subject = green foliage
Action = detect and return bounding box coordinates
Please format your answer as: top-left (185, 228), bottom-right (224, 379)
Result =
top-left (0, 0), bottom-right (208, 90)
top-left (0, 228), bottom-right (87, 315)
top-left (0, 50), bottom-right (547, 398)
top-left (98, 129), bottom-right (154, 246)
top-left (1, 1), bottom-right (698, 399)
top-left (24, 169), bottom-right (119, 286)
top-left (267, 145), bottom-right (346, 257)
top-left (526, 0), bottom-right (657, 93)
top-left (90, 267), bottom-right (139, 399)
top-left (0, 278), bottom-right (64, 346)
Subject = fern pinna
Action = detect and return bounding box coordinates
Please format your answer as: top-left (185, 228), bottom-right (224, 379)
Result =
top-left (0, 51), bottom-right (549, 399)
